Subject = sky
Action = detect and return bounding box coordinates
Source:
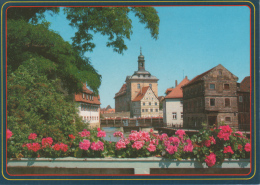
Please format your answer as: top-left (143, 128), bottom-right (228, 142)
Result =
top-left (44, 6), bottom-right (250, 108)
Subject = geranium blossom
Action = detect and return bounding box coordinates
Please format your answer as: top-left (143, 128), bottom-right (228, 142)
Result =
top-left (42, 137), bottom-right (53, 148)
top-left (59, 143), bottom-right (68, 152)
top-left (28, 133), bottom-right (37, 140)
top-left (159, 133), bottom-right (168, 141)
top-left (97, 131), bottom-right (106, 138)
top-left (175, 130), bottom-right (186, 139)
top-left (113, 131), bottom-right (124, 138)
top-left (204, 136), bottom-right (216, 147)
top-left (129, 132), bottom-right (140, 141)
top-left (147, 143), bottom-right (156, 152)
top-left (217, 125), bottom-right (232, 141)
top-left (69, 134), bottom-right (75, 140)
top-left (26, 143), bottom-right (41, 152)
top-left (140, 131), bottom-right (150, 142)
top-left (234, 131), bottom-right (244, 138)
top-left (79, 139), bottom-right (91, 150)
top-left (52, 143), bottom-right (61, 151)
top-left (116, 140), bottom-right (126, 150)
top-left (132, 141), bottom-right (144, 150)
top-left (169, 137), bottom-right (180, 146)
top-left (244, 143), bottom-right (251, 152)
top-left (183, 139), bottom-right (193, 152)
top-left (223, 146), bottom-right (234, 154)
top-left (237, 144), bottom-right (243, 151)
top-left (91, 141), bottom-right (104, 151)
top-left (205, 153), bottom-right (216, 167)
top-left (7, 129), bottom-right (12, 140)
top-left (79, 129), bottom-right (90, 137)
top-left (165, 145), bottom-right (178, 154)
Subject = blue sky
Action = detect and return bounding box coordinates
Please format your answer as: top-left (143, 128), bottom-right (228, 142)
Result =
top-left (45, 6), bottom-right (250, 108)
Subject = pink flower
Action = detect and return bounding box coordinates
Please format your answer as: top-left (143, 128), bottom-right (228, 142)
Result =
top-left (147, 143), bottom-right (156, 152)
top-left (159, 133), bottom-right (168, 141)
top-left (129, 132), bottom-right (140, 141)
top-left (7, 129), bottom-right (13, 140)
top-left (97, 128), bottom-right (101, 131)
top-left (91, 141), bottom-right (104, 151)
top-left (52, 143), bottom-right (61, 151)
top-left (175, 130), bottom-right (186, 139)
top-left (42, 137), bottom-right (53, 148)
top-left (116, 140), bottom-right (126, 150)
top-left (69, 134), bottom-right (75, 140)
top-left (79, 139), bottom-right (91, 150)
top-left (204, 136), bottom-right (216, 147)
top-left (59, 143), bottom-right (68, 152)
top-left (165, 145), bottom-right (178, 154)
top-left (217, 125), bottom-right (232, 141)
top-left (26, 143), bottom-right (41, 152)
top-left (150, 139), bottom-right (159, 146)
top-left (169, 137), bottom-right (180, 146)
top-left (150, 129), bottom-right (154, 133)
top-left (97, 131), bottom-right (106, 138)
top-left (132, 141), bottom-right (144, 150)
top-left (183, 139), bottom-right (193, 152)
top-left (78, 129), bottom-right (90, 137)
top-left (244, 143), bottom-right (251, 152)
top-left (205, 153), bottom-right (216, 167)
top-left (223, 146), bottom-right (234, 154)
top-left (237, 144), bottom-right (243, 151)
top-left (234, 131), bottom-right (244, 137)
top-left (28, 133), bottom-right (37, 140)
top-left (113, 131), bottom-right (124, 138)
top-left (140, 131), bottom-right (150, 142)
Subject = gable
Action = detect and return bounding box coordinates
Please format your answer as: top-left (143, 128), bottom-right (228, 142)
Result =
top-left (202, 64), bottom-right (238, 81)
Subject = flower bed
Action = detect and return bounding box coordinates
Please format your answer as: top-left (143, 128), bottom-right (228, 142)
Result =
top-left (7, 125), bottom-right (250, 168)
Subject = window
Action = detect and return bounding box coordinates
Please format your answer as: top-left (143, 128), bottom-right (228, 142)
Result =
top-left (224, 84), bottom-right (230, 90)
top-left (219, 70), bottom-right (222, 75)
top-left (146, 109), bottom-right (148, 112)
top-left (210, 99), bottom-right (215, 106)
top-left (82, 93), bottom-right (85, 99)
top-left (239, 96), bottom-right (243, 102)
top-left (137, 84), bottom-right (140, 89)
top-left (155, 102), bottom-right (157, 106)
top-left (181, 112), bottom-right (183, 119)
top-left (143, 102), bottom-right (145, 106)
top-left (84, 104), bottom-right (86, 111)
top-left (180, 100), bottom-right (183, 105)
top-left (151, 109), bottom-right (153, 112)
top-left (149, 102), bottom-right (151, 106)
top-left (149, 84), bottom-right (152, 88)
top-left (225, 98), bottom-right (230, 107)
top-left (143, 75), bottom-right (145, 77)
top-left (81, 104), bottom-right (83, 111)
top-left (156, 109), bottom-right (158, 112)
top-left (210, 84), bottom-right (215, 89)
top-left (225, 117), bottom-right (231, 122)
top-left (86, 94), bottom-right (88, 100)
top-left (172, 112), bottom-right (177, 119)
top-left (142, 109), bottom-right (144, 112)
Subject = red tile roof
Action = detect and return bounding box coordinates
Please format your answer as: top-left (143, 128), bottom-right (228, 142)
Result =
top-left (114, 84), bottom-right (127, 98)
top-left (132, 86), bottom-right (150, 102)
top-left (165, 77), bottom-right (190, 99)
top-left (165, 88), bottom-right (174, 95)
top-left (74, 84), bottom-right (101, 105)
top-left (239, 76), bottom-right (250, 92)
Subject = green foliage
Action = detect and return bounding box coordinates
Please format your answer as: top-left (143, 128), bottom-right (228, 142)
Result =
top-left (7, 59), bottom-right (86, 145)
top-left (64, 7), bottom-right (160, 54)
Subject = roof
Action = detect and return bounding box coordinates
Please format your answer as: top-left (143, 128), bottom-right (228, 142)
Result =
top-left (74, 84), bottom-right (101, 105)
top-left (132, 86), bottom-right (150, 102)
top-left (165, 88), bottom-right (174, 95)
top-left (114, 84), bottom-right (127, 98)
top-left (158, 96), bottom-right (165, 102)
top-left (239, 76), bottom-right (250, 92)
top-left (165, 77), bottom-right (190, 99)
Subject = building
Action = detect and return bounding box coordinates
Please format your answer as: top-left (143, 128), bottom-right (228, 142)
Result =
top-left (74, 84), bottom-right (101, 128)
top-left (132, 86), bottom-right (160, 117)
top-left (182, 64), bottom-right (239, 129)
top-left (163, 76), bottom-right (190, 127)
top-left (100, 105), bottom-right (115, 114)
top-left (114, 48), bottom-right (159, 117)
top-left (237, 76), bottom-right (250, 130)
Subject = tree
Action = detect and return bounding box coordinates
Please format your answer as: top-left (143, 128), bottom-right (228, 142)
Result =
top-left (7, 7), bottom-right (160, 93)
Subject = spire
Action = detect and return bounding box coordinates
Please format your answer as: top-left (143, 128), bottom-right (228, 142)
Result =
top-left (140, 46), bottom-right (142, 55)
top-left (138, 47), bottom-right (145, 71)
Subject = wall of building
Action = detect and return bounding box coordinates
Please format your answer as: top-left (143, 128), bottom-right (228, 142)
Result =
top-left (130, 81), bottom-right (158, 101)
top-left (163, 98), bottom-right (183, 127)
top-left (115, 94), bottom-right (129, 112)
top-left (77, 103), bottom-right (100, 128)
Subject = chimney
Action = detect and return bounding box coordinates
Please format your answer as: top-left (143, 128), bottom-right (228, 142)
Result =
top-left (185, 76), bottom-right (188, 79)
top-left (175, 80), bottom-right (178, 87)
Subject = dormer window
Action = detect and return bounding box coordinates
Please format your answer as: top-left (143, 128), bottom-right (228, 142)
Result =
top-left (82, 93), bottom-right (85, 99)
top-left (86, 94), bottom-right (88, 100)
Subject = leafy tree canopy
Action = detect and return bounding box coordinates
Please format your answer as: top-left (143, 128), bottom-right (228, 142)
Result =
top-left (7, 7), bottom-right (159, 93)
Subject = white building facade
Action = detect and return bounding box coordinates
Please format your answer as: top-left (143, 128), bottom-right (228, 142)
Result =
top-left (163, 77), bottom-right (189, 127)
top-left (75, 84), bottom-right (101, 128)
